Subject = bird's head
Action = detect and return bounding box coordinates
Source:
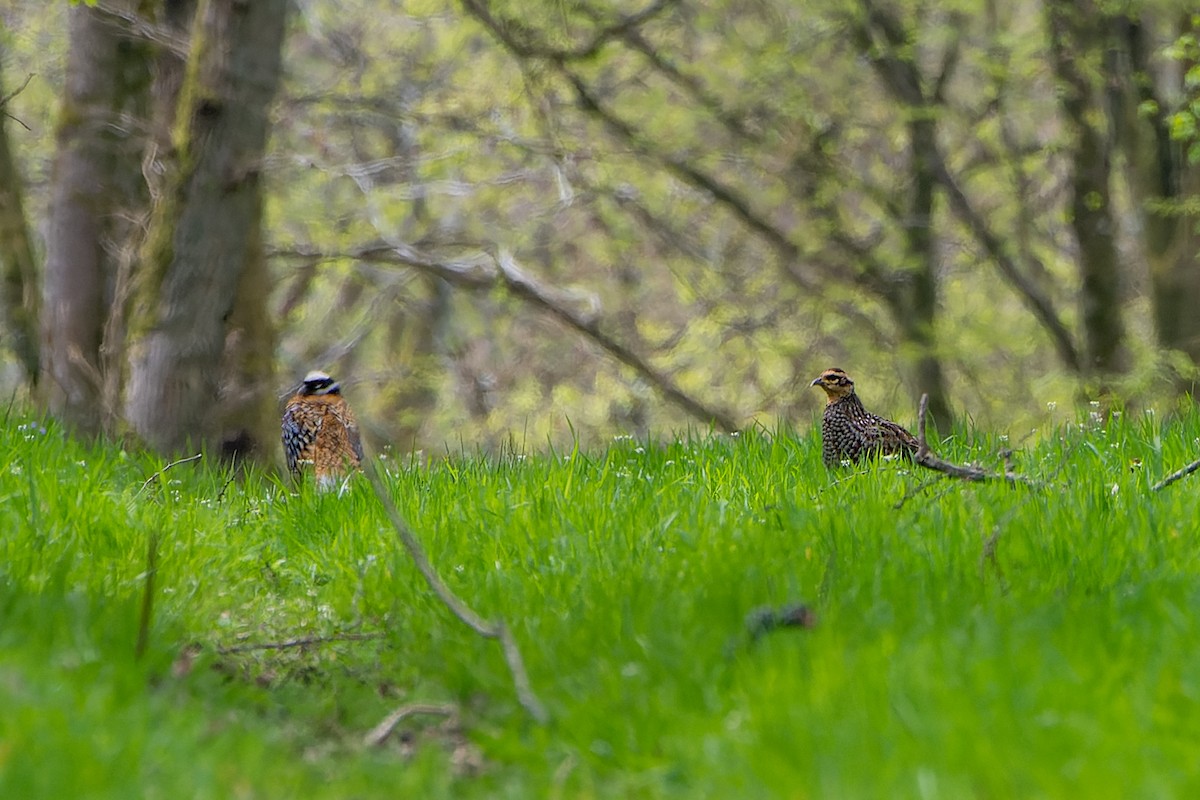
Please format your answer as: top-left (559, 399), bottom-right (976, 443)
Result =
top-left (810, 367), bottom-right (855, 402)
top-left (299, 370), bottom-right (341, 396)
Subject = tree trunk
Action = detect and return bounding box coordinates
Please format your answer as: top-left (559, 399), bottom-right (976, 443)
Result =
top-left (1111, 13), bottom-right (1200, 378)
top-left (216, 205), bottom-right (278, 462)
top-left (852, 4), bottom-right (953, 427)
top-left (897, 116), bottom-right (952, 429)
top-left (0, 55), bottom-right (41, 388)
top-left (126, 0), bottom-right (288, 453)
top-left (41, 1), bottom-right (152, 436)
top-left (1046, 0), bottom-right (1127, 379)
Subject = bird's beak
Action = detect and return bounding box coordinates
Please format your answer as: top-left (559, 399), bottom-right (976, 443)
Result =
top-left (810, 377), bottom-right (822, 387)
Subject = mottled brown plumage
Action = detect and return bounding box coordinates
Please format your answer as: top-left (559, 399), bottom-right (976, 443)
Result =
top-left (810, 368), bottom-right (917, 468)
top-left (282, 371), bottom-right (363, 489)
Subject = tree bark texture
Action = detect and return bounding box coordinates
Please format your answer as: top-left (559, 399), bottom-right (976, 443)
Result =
top-left (0, 55), bottom-right (41, 388)
top-left (896, 116), bottom-right (953, 429)
top-left (216, 206), bottom-right (278, 462)
top-left (1046, 0), bottom-right (1127, 378)
top-left (852, 2), bottom-right (954, 426)
top-left (126, 0), bottom-right (288, 453)
top-left (1110, 14), bottom-right (1200, 375)
top-left (41, 1), bottom-right (152, 436)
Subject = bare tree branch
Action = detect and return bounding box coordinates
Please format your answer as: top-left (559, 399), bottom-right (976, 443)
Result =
top-left (93, 2), bottom-right (190, 58)
top-left (459, 0), bottom-right (679, 62)
top-left (270, 242), bottom-right (742, 432)
top-left (216, 632), bottom-right (385, 654)
top-left (364, 459), bottom-right (549, 723)
top-left (136, 452), bottom-right (203, 496)
top-left (913, 394), bottom-right (1034, 484)
top-left (560, 71), bottom-right (809, 288)
top-left (0, 72), bottom-right (35, 125)
top-left (1151, 457), bottom-right (1200, 491)
top-left (852, 0), bottom-right (1082, 372)
top-left (364, 702), bottom-right (457, 747)
top-left (495, 250), bottom-right (741, 432)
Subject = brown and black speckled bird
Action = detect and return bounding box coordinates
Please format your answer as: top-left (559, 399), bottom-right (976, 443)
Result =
top-left (810, 367), bottom-right (917, 468)
top-left (282, 370), bottom-right (364, 489)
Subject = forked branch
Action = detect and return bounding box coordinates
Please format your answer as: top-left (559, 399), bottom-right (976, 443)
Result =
top-left (364, 460), bottom-right (548, 723)
top-left (913, 394), bottom-right (1032, 484)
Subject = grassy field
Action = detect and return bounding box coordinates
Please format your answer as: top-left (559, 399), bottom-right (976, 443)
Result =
top-left (3, 404), bottom-right (1200, 798)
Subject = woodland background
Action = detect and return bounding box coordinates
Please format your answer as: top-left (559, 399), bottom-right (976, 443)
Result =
top-left (2, 0), bottom-right (1200, 462)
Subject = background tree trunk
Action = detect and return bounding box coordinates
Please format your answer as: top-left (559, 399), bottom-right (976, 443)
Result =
top-left (0, 55), bottom-right (41, 388)
top-left (1046, 0), bottom-right (1127, 380)
top-left (216, 208), bottom-right (278, 462)
top-left (125, 0), bottom-right (288, 453)
top-left (897, 117), bottom-right (952, 428)
top-left (1111, 13), bottom-right (1200, 382)
top-left (41, 1), bottom-right (152, 436)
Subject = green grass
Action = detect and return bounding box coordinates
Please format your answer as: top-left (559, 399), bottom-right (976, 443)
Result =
top-left (3, 407), bottom-right (1200, 798)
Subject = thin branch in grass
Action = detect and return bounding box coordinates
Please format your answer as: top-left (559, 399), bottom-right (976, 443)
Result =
top-left (3, 388), bottom-right (18, 427)
top-left (913, 394), bottom-right (1035, 485)
top-left (214, 472), bottom-right (237, 503)
top-left (215, 631), bottom-right (384, 654)
top-left (135, 532), bottom-right (159, 660)
top-left (364, 459), bottom-right (549, 724)
top-left (1151, 457), bottom-right (1200, 492)
top-left (892, 476), bottom-right (946, 509)
top-left (980, 526), bottom-right (1009, 595)
top-left (136, 453), bottom-right (203, 496)
top-left (363, 702), bottom-right (457, 747)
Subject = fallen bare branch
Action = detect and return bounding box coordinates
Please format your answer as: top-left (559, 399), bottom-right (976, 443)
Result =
top-left (216, 632), bottom-right (384, 654)
top-left (1151, 457), bottom-right (1200, 492)
top-left (913, 394), bottom-right (1033, 484)
top-left (363, 702), bottom-right (457, 747)
top-left (364, 459), bottom-right (549, 724)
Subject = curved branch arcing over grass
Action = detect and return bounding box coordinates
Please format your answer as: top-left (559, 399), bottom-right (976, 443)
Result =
top-left (363, 458), bottom-right (549, 724)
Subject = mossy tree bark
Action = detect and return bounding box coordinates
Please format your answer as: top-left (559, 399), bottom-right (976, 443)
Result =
top-left (41, 1), bottom-right (152, 437)
top-left (0, 54), bottom-right (41, 388)
top-left (126, 0), bottom-right (287, 454)
top-left (216, 211), bottom-right (278, 462)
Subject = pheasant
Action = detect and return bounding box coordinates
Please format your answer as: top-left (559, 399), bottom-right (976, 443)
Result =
top-left (810, 367), bottom-right (918, 467)
top-left (282, 370), bottom-right (364, 489)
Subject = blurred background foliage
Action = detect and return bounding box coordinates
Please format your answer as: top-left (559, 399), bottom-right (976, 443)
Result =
top-left (3, 0), bottom-right (1200, 458)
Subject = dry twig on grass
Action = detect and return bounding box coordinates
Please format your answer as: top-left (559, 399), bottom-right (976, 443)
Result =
top-left (980, 525), bottom-right (1009, 595)
top-left (1151, 457), bottom-right (1200, 492)
top-left (215, 632), bottom-right (384, 654)
top-left (363, 702), bottom-right (457, 747)
top-left (912, 394), bottom-right (1034, 485)
top-left (364, 460), bottom-right (549, 724)
top-left (136, 452), bottom-right (203, 496)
